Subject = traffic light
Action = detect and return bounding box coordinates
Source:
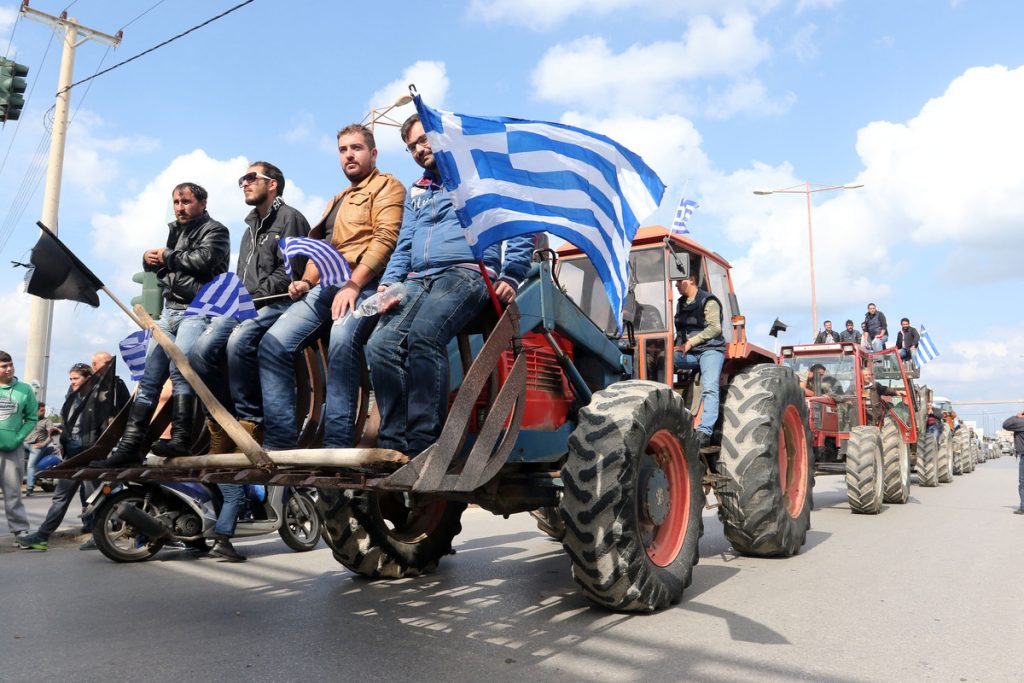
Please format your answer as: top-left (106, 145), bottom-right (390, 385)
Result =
top-left (131, 271), bottom-right (163, 318)
top-left (0, 59), bottom-right (29, 123)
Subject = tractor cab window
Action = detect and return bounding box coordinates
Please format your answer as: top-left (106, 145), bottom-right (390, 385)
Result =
top-left (704, 259), bottom-right (734, 328)
top-left (781, 354), bottom-right (855, 396)
top-left (557, 249), bottom-right (668, 336)
top-left (872, 355), bottom-right (911, 427)
top-left (557, 257), bottom-right (616, 334)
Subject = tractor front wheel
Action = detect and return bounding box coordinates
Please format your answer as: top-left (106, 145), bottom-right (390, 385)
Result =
top-left (937, 430), bottom-right (955, 483)
top-left (881, 418), bottom-right (910, 504)
top-left (560, 381), bottom-right (704, 612)
top-left (916, 433), bottom-right (939, 486)
top-left (846, 426), bottom-right (884, 514)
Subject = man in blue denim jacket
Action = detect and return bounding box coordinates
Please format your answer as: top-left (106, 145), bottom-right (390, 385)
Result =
top-left (365, 114), bottom-right (533, 455)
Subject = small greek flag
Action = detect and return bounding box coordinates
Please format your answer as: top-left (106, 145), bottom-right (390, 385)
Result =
top-left (917, 325), bottom-right (940, 365)
top-left (279, 237), bottom-right (352, 287)
top-left (672, 198), bottom-right (698, 235)
top-left (119, 329), bottom-right (151, 381)
top-left (184, 273), bottom-right (257, 321)
top-left (413, 94), bottom-right (665, 329)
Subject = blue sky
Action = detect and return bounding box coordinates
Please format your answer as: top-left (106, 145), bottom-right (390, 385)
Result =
top-left (1, 0), bottom-right (1022, 433)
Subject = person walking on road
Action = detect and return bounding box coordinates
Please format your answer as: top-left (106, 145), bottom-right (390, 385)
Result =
top-left (0, 350), bottom-right (38, 545)
top-left (1002, 411), bottom-right (1024, 515)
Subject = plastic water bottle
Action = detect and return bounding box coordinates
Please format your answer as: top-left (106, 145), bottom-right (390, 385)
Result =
top-left (352, 282), bottom-right (407, 318)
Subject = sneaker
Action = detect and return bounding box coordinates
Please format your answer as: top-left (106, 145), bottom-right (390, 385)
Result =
top-left (1014, 509), bottom-right (1024, 515)
top-left (24, 488), bottom-right (33, 497)
top-left (210, 538), bottom-right (246, 562)
top-left (79, 537), bottom-right (98, 551)
top-left (12, 531), bottom-right (30, 547)
top-left (16, 532), bottom-right (48, 551)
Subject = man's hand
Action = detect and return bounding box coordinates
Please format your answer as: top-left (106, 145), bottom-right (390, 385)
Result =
top-left (331, 284), bottom-right (360, 320)
top-left (143, 248), bottom-right (165, 267)
top-left (494, 281), bottom-right (516, 305)
top-left (674, 340), bottom-right (692, 355)
top-left (288, 280), bottom-right (311, 301)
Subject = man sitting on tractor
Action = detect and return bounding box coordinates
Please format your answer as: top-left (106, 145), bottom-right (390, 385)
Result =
top-left (861, 367), bottom-right (896, 426)
top-left (672, 273), bottom-right (725, 452)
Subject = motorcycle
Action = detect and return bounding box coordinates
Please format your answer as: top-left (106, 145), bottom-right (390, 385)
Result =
top-left (85, 481), bottom-right (322, 563)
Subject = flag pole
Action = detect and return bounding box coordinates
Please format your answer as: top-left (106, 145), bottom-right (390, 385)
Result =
top-left (477, 261), bottom-right (504, 317)
top-left (100, 286), bottom-right (143, 329)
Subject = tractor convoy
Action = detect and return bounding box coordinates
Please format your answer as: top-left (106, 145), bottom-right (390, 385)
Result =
top-left (44, 225), bottom-right (973, 613)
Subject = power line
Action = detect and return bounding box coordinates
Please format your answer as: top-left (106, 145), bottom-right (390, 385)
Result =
top-left (56, 0), bottom-right (256, 97)
top-left (118, 0), bottom-right (168, 32)
top-left (2, 5), bottom-right (20, 61)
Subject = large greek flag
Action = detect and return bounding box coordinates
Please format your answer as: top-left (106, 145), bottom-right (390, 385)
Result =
top-left (413, 95), bottom-right (665, 326)
top-left (118, 329), bottom-right (151, 381)
top-left (279, 237), bottom-right (352, 287)
top-left (184, 273), bottom-right (257, 321)
top-left (917, 325), bottom-right (940, 365)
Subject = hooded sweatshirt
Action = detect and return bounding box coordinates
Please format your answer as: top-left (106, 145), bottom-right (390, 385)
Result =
top-left (0, 377), bottom-right (39, 452)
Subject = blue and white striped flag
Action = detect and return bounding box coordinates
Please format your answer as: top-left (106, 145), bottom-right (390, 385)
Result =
top-left (279, 237), bottom-right (352, 287)
top-left (413, 95), bottom-right (666, 327)
top-left (119, 329), bottom-right (151, 381)
top-left (672, 198), bottom-right (698, 235)
top-left (184, 273), bottom-right (257, 321)
top-left (917, 325), bottom-right (940, 365)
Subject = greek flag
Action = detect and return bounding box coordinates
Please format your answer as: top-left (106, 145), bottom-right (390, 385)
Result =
top-left (184, 273), bottom-right (257, 321)
top-left (119, 329), bottom-right (151, 381)
top-left (279, 237), bottom-right (352, 287)
top-left (672, 198), bottom-right (698, 235)
top-left (917, 325), bottom-right (940, 365)
top-left (413, 95), bottom-right (665, 327)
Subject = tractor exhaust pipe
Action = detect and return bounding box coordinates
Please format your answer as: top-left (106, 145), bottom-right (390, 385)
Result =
top-left (116, 503), bottom-right (173, 541)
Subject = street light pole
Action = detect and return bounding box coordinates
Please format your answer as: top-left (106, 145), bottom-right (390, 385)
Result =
top-left (753, 181), bottom-right (863, 338)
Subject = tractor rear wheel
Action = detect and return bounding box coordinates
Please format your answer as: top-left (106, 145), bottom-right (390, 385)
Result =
top-left (316, 489), bottom-right (465, 579)
top-left (560, 381), bottom-right (704, 612)
top-left (916, 433), bottom-right (939, 486)
top-left (846, 426), bottom-right (884, 514)
top-left (937, 430), bottom-right (955, 483)
top-left (952, 430), bottom-right (967, 475)
top-left (715, 364), bottom-right (811, 557)
top-left (881, 419), bottom-right (910, 504)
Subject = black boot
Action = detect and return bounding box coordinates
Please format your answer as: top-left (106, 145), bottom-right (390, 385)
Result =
top-left (210, 535), bottom-right (246, 562)
top-left (150, 395), bottom-right (197, 458)
top-left (89, 401), bottom-right (155, 468)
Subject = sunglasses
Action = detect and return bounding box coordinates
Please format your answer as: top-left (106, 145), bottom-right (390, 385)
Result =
top-left (238, 171), bottom-right (273, 188)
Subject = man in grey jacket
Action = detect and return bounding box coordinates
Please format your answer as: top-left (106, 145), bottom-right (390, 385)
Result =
top-left (1003, 411), bottom-right (1024, 514)
top-left (91, 183), bottom-right (230, 468)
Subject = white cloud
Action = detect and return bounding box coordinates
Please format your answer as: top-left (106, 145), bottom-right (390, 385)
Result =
top-left (531, 14), bottom-right (771, 113)
top-left (64, 111), bottom-right (159, 202)
top-left (795, 0), bottom-right (842, 13)
top-left (468, 0), bottom-right (780, 31)
top-left (90, 150), bottom-right (325, 288)
top-left (0, 6), bottom-right (16, 57)
top-left (283, 111), bottom-right (316, 143)
top-left (787, 23), bottom-right (819, 61)
top-left (367, 61), bottom-right (449, 154)
top-left (704, 78), bottom-right (796, 118)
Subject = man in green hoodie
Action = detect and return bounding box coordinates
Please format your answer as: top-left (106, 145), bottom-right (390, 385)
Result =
top-left (0, 350), bottom-right (38, 544)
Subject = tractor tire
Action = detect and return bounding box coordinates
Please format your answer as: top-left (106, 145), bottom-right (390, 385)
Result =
top-left (560, 380), bottom-right (704, 612)
top-left (965, 440), bottom-right (976, 472)
top-left (916, 433), bottom-right (939, 486)
top-left (952, 430), bottom-right (967, 475)
top-left (316, 489), bottom-right (465, 579)
top-left (530, 507), bottom-right (566, 542)
top-left (937, 431), bottom-right (955, 483)
top-left (881, 419), bottom-right (910, 504)
top-left (845, 426), bottom-right (884, 514)
top-left (715, 364), bottom-right (812, 557)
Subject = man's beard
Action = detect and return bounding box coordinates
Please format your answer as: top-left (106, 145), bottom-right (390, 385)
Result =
top-left (245, 190), bottom-right (268, 207)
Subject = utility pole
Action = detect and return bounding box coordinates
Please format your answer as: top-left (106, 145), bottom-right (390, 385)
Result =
top-left (20, 1), bottom-right (121, 400)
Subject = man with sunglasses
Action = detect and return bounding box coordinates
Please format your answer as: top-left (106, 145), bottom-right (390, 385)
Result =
top-left (259, 124), bottom-right (405, 454)
top-left (184, 162), bottom-right (310, 459)
top-left (364, 114), bottom-right (532, 457)
top-left (91, 183), bottom-right (230, 468)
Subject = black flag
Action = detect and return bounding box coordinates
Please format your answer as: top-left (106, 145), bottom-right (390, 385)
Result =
top-left (769, 318), bottom-right (789, 338)
top-left (23, 222), bottom-right (105, 307)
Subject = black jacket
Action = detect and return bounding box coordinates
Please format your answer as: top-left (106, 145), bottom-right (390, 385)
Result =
top-left (147, 212), bottom-right (230, 307)
top-left (815, 329), bottom-right (841, 344)
top-left (60, 366), bottom-right (130, 450)
top-left (896, 326), bottom-right (920, 350)
top-left (864, 310), bottom-right (888, 338)
top-left (237, 198), bottom-right (311, 304)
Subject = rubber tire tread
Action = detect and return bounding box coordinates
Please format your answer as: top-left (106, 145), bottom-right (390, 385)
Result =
top-left (952, 430), bottom-right (967, 475)
top-left (715, 364), bottom-right (812, 557)
top-left (937, 430), bottom-right (954, 483)
top-left (560, 380), bottom-right (705, 613)
top-left (316, 489), bottom-right (466, 579)
top-left (92, 489), bottom-right (166, 563)
top-left (278, 490), bottom-right (323, 552)
top-left (881, 419), bottom-right (910, 504)
top-left (846, 426), bottom-right (884, 514)
top-left (916, 432), bottom-right (939, 487)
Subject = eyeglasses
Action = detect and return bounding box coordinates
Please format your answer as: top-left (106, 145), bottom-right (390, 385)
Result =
top-left (405, 134), bottom-right (430, 153)
top-left (238, 171), bottom-right (273, 188)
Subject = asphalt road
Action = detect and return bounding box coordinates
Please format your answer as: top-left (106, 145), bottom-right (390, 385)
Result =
top-left (2, 456), bottom-right (1021, 683)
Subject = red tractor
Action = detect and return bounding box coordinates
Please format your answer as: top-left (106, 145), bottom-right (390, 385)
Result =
top-left (779, 342), bottom-right (948, 514)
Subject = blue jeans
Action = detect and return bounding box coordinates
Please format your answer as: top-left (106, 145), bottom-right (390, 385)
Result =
top-left (189, 314), bottom-right (240, 413)
top-left (366, 268), bottom-right (489, 454)
top-left (214, 483), bottom-right (245, 537)
top-left (1018, 454), bottom-right (1024, 511)
top-left (37, 444), bottom-right (94, 537)
top-left (259, 286), bottom-right (337, 450)
top-left (871, 334), bottom-right (888, 351)
top-left (25, 444), bottom-right (56, 489)
top-left (136, 309), bottom-right (210, 405)
top-left (323, 285), bottom-right (381, 448)
top-left (674, 348), bottom-right (725, 436)
top-left (228, 302), bottom-right (289, 423)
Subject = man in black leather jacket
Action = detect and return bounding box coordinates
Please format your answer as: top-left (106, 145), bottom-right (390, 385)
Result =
top-left (92, 182), bottom-right (229, 467)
